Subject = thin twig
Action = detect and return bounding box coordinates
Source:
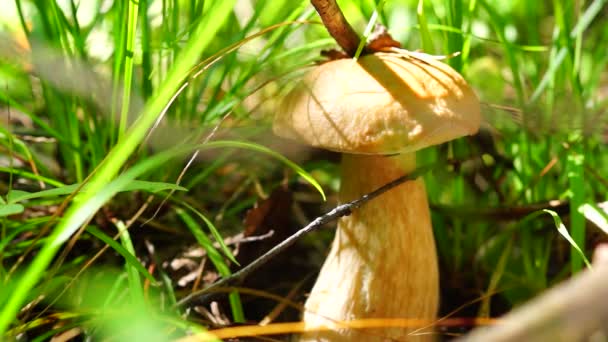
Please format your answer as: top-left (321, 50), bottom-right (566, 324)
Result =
top-left (175, 164), bottom-right (434, 307)
top-left (310, 0), bottom-right (362, 56)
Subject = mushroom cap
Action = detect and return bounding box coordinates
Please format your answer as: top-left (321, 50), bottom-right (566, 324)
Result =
top-left (273, 52), bottom-right (481, 154)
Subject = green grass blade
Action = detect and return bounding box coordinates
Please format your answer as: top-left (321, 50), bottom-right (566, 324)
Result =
top-left (353, 0), bottom-right (385, 60)
top-left (543, 209), bottom-right (591, 269)
top-left (206, 140), bottom-right (325, 200)
top-left (181, 202), bottom-right (239, 266)
top-left (443, 0), bottom-right (463, 70)
top-left (86, 226), bottom-right (156, 284)
top-left (459, 0), bottom-right (477, 68)
top-left (139, 0), bottom-right (153, 99)
top-left (175, 208), bottom-right (245, 323)
top-left (479, 236), bottom-right (512, 317)
top-left (118, 0), bottom-right (140, 137)
top-left (567, 137), bottom-right (586, 274)
top-left (478, 0), bottom-right (524, 105)
top-left (417, 0), bottom-right (434, 53)
top-left (115, 220), bottom-right (145, 305)
top-left (110, 0), bottom-right (128, 144)
top-left (7, 181), bottom-right (186, 204)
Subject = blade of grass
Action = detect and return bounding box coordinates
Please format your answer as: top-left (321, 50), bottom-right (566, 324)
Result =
top-left (66, 0), bottom-right (87, 58)
top-left (115, 220), bottom-right (145, 306)
top-left (417, 0), bottom-right (435, 53)
top-left (0, 91), bottom-right (62, 142)
top-left (478, 236), bottom-right (513, 318)
top-left (139, 0), bottom-right (153, 99)
top-left (422, 23), bottom-right (548, 52)
top-left (28, 1), bottom-right (85, 181)
top-left (579, 203), bottom-right (608, 234)
top-left (478, 0), bottom-right (524, 106)
top-left (86, 226), bottom-right (156, 284)
top-left (529, 0), bottom-right (606, 104)
top-left (110, 0), bottom-right (128, 144)
top-left (443, 0), bottom-right (463, 70)
top-left (543, 209), bottom-right (591, 269)
top-left (204, 141), bottom-right (324, 200)
top-left (459, 0), bottom-right (477, 69)
top-left (6, 180), bottom-right (186, 204)
top-left (102, 272), bottom-right (129, 308)
top-left (181, 202), bottom-right (239, 266)
top-left (552, 0), bottom-right (583, 98)
top-left (353, 0), bottom-right (386, 60)
top-left (175, 208), bottom-right (245, 323)
top-left (567, 136), bottom-right (586, 274)
top-left (118, 0), bottom-right (140, 137)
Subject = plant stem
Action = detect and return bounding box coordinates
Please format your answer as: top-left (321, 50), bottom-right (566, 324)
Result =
top-left (310, 0), bottom-right (362, 56)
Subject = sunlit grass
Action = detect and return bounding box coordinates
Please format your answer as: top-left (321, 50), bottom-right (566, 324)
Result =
top-left (1, 0), bottom-right (607, 340)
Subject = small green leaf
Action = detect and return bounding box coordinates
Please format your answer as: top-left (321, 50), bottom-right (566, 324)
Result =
top-left (543, 209), bottom-right (591, 269)
top-left (579, 203), bottom-right (608, 234)
top-left (0, 203), bottom-right (24, 217)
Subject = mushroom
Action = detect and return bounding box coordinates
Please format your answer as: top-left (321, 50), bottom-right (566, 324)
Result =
top-left (273, 52), bottom-right (481, 341)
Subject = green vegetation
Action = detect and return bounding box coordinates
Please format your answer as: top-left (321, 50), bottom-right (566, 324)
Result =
top-left (1, 0), bottom-right (607, 340)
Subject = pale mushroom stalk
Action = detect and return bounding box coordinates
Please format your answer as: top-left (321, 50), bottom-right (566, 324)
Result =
top-left (302, 152), bottom-right (438, 341)
top-left (274, 53), bottom-right (481, 341)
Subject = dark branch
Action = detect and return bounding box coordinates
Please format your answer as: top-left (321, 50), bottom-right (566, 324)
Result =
top-left (175, 164), bottom-right (434, 307)
top-left (310, 0), bottom-right (362, 56)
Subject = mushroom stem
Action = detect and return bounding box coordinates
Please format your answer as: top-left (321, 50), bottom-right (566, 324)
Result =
top-left (301, 153), bottom-right (439, 341)
top-left (310, 0), bottom-right (362, 56)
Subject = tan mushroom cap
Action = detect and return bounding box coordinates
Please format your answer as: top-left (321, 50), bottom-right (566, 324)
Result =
top-left (274, 52), bottom-right (481, 154)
